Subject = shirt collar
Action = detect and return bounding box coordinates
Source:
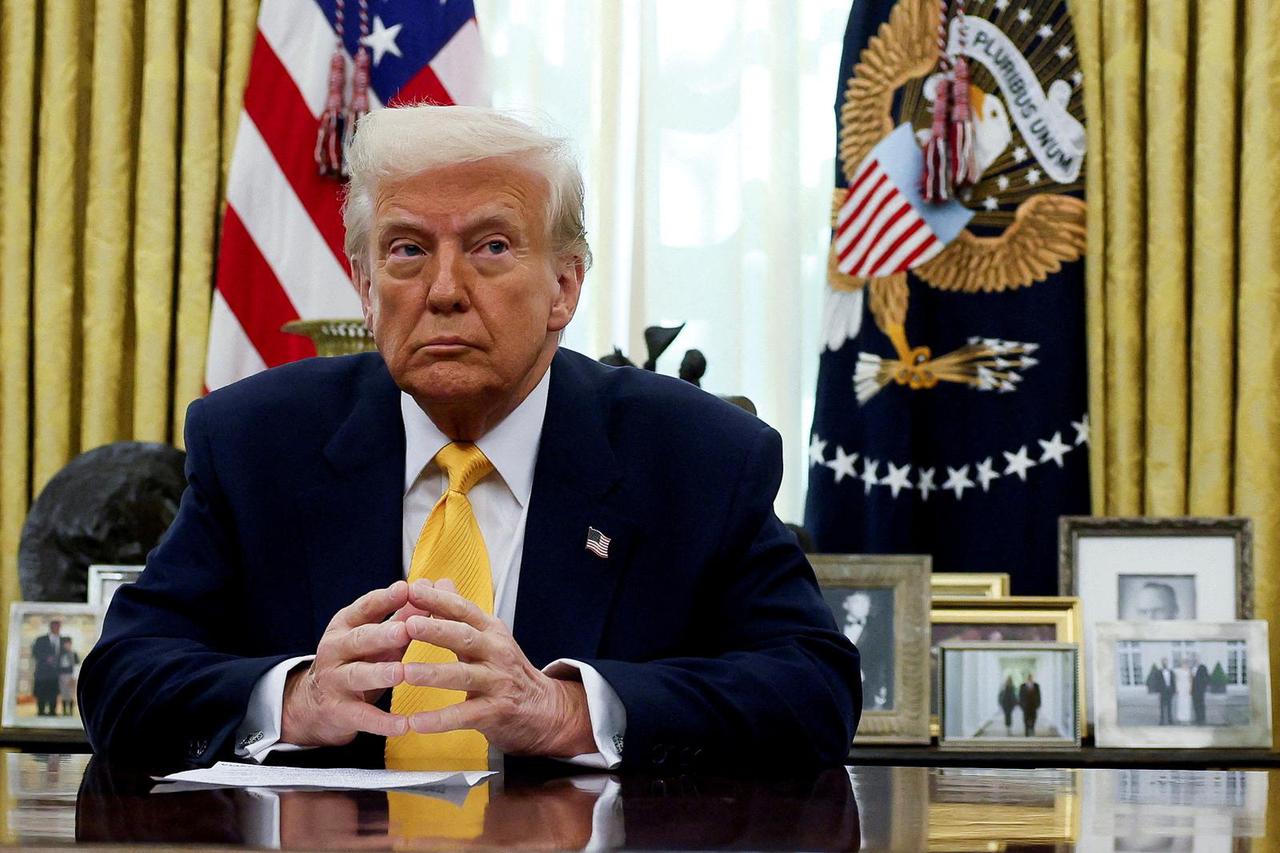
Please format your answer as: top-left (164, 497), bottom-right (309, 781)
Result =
top-left (400, 364), bottom-right (552, 507)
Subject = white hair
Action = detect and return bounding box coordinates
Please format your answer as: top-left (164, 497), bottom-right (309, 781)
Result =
top-left (343, 105), bottom-right (591, 274)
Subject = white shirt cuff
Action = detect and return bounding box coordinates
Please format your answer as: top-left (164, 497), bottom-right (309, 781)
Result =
top-left (235, 656), bottom-right (314, 763)
top-left (542, 659), bottom-right (626, 770)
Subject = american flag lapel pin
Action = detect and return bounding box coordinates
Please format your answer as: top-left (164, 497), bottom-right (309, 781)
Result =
top-left (585, 526), bottom-right (611, 559)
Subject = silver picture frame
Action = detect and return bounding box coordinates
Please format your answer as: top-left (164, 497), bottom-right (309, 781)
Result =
top-left (811, 553), bottom-right (932, 745)
top-left (937, 641), bottom-right (1081, 750)
top-left (1058, 516), bottom-right (1252, 725)
top-left (1092, 620), bottom-right (1272, 749)
top-left (86, 564), bottom-right (145, 610)
top-left (2, 603), bottom-right (101, 731)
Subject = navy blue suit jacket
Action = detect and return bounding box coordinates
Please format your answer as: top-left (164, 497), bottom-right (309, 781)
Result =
top-left (80, 348), bottom-right (860, 769)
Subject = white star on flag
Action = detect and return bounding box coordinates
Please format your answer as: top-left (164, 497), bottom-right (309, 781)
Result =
top-left (1037, 24), bottom-right (1054, 39)
top-left (361, 16), bottom-right (404, 66)
top-left (861, 459), bottom-right (880, 495)
top-left (1039, 431), bottom-right (1071, 467)
top-left (808, 435), bottom-right (828, 466)
top-left (827, 446), bottom-right (859, 483)
top-left (1013, 146), bottom-right (1029, 162)
top-left (882, 462), bottom-right (914, 498)
top-left (1017, 8), bottom-right (1033, 24)
top-left (976, 457), bottom-right (1000, 492)
top-left (1026, 167), bottom-right (1043, 184)
top-left (995, 0), bottom-right (1010, 9)
top-left (1071, 69), bottom-right (1084, 86)
top-left (1003, 445), bottom-right (1036, 481)
top-left (918, 467), bottom-right (937, 502)
top-left (1056, 44), bottom-right (1073, 60)
top-left (1072, 414), bottom-right (1091, 446)
top-left (982, 196), bottom-right (998, 211)
top-left (943, 465), bottom-right (974, 500)
top-left (996, 175), bottom-right (1010, 190)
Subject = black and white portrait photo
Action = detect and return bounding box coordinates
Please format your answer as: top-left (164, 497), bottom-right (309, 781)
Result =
top-left (1118, 575), bottom-right (1197, 621)
top-left (821, 587), bottom-right (895, 711)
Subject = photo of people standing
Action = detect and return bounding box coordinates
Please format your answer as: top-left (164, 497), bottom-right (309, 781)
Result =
top-left (3, 607), bottom-right (99, 730)
top-left (1118, 641), bottom-right (1247, 728)
top-left (940, 646), bottom-right (1078, 745)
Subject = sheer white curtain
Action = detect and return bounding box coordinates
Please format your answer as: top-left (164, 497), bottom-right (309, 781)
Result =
top-left (474, 0), bottom-right (849, 522)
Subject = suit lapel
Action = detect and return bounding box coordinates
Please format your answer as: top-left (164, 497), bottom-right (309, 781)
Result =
top-left (298, 357), bottom-right (405, 641)
top-left (514, 351), bottom-right (634, 667)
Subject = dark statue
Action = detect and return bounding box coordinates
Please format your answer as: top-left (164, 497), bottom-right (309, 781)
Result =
top-left (600, 323), bottom-right (706, 388)
top-left (18, 442), bottom-right (186, 602)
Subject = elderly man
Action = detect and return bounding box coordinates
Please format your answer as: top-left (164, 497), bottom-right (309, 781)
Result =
top-left (79, 106), bottom-right (860, 771)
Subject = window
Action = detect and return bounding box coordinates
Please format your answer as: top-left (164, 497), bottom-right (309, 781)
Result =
top-left (1118, 641), bottom-right (1142, 687)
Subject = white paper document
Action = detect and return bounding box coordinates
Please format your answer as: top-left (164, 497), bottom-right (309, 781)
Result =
top-left (152, 761), bottom-right (494, 792)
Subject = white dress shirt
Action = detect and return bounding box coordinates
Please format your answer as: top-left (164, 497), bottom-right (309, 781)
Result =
top-left (236, 366), bottom-right (625, 767)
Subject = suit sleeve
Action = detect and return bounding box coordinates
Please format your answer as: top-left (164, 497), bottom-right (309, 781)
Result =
top-left (78, 398), bottom-right (295, 767)
top-left (583, 425), bottom-right (861, 771)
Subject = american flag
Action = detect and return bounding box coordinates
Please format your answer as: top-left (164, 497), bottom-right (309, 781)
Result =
top-left (834, 123), bottom-right (970, 280)
top-left (584, 527), bottom-right (611, 560)
top-left (205, 0), bottom-right (487, 391)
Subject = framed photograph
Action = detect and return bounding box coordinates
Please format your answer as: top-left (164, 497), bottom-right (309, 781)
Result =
top-left (2, 603), bottom-right (100, 730)
top-left (1059, 516), bottom-right (1253, 723)
top-left (86, 564), bottom-right (144, 610)
top-left (1079, 768), bottom-right (1268, 850)
top-left (1093, 620), bottom-right (1272, 749)
top-left (929, 596), bottom-right (1085, 734)
top-left (930, 573), bottom-right (1010, 599)
top-left (938, 641), bottom-right (1081, 750)
top-left (812, 554), bottom-right (931, 744)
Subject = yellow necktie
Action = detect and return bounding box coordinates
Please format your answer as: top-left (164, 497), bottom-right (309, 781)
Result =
top-left (386, 442), bottom-right (494, 769)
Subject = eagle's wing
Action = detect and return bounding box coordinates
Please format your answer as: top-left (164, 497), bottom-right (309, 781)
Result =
top-left (914, 194), bottom-right (1087, 293)
top-left (838, 0), bottom-right (938, 182)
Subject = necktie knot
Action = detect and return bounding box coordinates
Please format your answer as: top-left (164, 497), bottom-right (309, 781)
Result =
top-left (435, 442), bottom-right (493, 495)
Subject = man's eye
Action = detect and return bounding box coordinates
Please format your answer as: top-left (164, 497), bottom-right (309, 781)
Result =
top-left (390, 242), bottom-right (424, 258)
top-left (483, 240), bottom-right (509, 255)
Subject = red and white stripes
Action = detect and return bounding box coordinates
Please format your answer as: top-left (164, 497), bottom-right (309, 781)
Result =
top-left (834, 159), bottom-right (944, 280)
top-left (205, 0), bottom-right (486, 392)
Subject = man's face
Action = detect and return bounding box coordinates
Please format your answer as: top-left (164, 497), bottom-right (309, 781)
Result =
top-left (49, 621), bottom-right (61, 635)
top-left (355, 157), bottom-right (583, 426)
top-left (1132, 585), bottom-right (1178, 620)
top-left (843, 593), bottom-right (870, 621)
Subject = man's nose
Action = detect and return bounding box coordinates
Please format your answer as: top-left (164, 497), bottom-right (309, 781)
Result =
top-left (425, 249), bottom-right (470, 312)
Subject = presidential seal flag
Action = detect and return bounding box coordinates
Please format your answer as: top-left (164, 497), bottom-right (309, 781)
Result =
top-left (805, 0), bottom-right (1089, 594)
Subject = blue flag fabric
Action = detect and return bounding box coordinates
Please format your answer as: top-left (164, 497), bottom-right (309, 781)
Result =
top-left (804, 0), bottom-right (1090, 594)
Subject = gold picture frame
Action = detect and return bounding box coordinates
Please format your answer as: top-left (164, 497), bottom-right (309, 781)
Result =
top-left (930, 573), bottom-right (1011, 599)
top-left (929, 596), bottom-right (1085, 737)
top-left (811, 554), bottom-right (931, 745)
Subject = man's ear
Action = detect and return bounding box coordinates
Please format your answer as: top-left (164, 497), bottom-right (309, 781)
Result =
top-left (547, 256), bottom-right (585, 333)
top-left (353, 260), bottom-right (375, 330)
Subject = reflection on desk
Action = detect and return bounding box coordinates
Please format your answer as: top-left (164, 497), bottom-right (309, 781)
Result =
top-left (0, 751), bottom-right (1273, 850)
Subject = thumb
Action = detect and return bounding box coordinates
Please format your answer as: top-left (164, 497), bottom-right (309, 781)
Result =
top-left (434, 578), bottom-right (459, 595)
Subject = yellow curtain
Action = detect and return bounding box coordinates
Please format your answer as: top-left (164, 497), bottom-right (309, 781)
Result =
top-left (0, 0), bottom-right (259, 637)
top-left (1075, 0), bottom-right (1280, 737)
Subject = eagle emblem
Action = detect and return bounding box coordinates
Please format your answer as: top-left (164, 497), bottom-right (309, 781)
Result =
top-left (824, 0), bottom-right (1087, 403)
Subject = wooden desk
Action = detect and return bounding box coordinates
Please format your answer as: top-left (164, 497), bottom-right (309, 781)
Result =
top-left (0, 750), bottom-right (1274, 850)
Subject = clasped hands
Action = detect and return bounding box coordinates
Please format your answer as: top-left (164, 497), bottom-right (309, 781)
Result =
top-left (281, 579), bottom-right (596, 758)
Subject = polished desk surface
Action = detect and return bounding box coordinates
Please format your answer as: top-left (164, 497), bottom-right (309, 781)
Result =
top-left (1, 751), bottom-right (1275, 850)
